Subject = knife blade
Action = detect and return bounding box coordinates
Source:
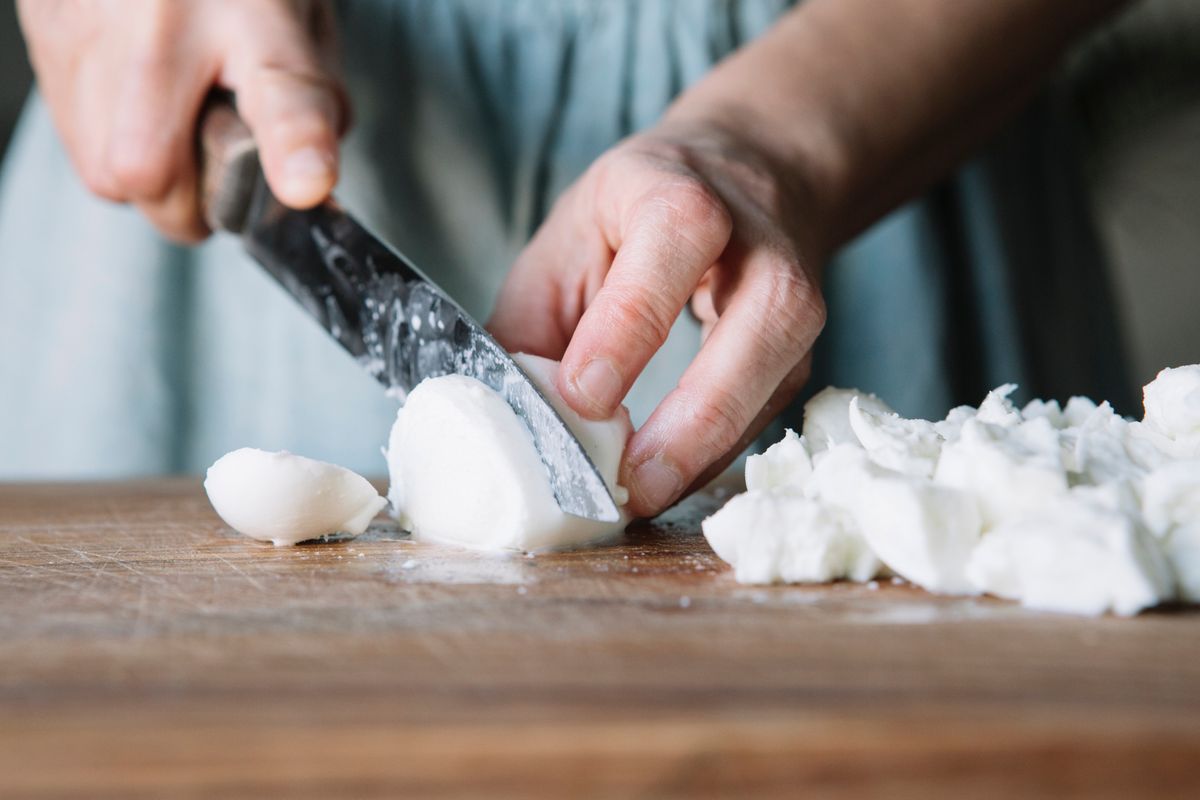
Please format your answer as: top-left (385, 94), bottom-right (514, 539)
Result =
top-left (198, 97), bottom-right (619, 523)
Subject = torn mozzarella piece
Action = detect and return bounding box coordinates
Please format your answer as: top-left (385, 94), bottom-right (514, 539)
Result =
top-left (848, 396), bottom-right (942, 477)
top-left (934, 416), bottom-right (1067, 529)
top-left (1163, 524), bottom-right (1200, 603)
top-left (1141, 460), bottom-right (1200, 536)
top-left (966, 494), bottom-right (1174, 616)
top-left (745, 429), bottom-right (812, 492)
top-left (1127, 419), bottom-right (1200, 463)
top-left (852, 478), bottom-right (981, 594)
top-left (1141, 460), bottom-right (1200, 600)
top-left (1066, 402), bottom-right (1146, 485)
top-left (1063, 396), bottom-right (1102, 428)
top-left (204, 448), bottom-right (387, 546)
top-left (1021, 398), bottom-right (1065, 428)
top-left (933, 405), bottom-right (977, 441)
top-left (386, 354), bottom-right (631, 552)
top-left (805, 445), bottom-right (978, 593)
top-left (805, 444), bottom-right (880, 508)
top-left (1138, 366), bottom-right (1200, 460)
top-left (1144, 365), bottom-right (1200, 439)
top-left (975, 384), bottom-right (1022, 428)
top-left (801, 387), bottom-right (894, 454)
top-left (701, 490), bottom-right (878, 584)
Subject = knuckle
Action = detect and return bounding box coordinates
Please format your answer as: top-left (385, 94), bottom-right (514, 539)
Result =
top-left (243, 67), bottom-right (341, 134)
top-left (753, 267), bottom-right (826, 356)
top-left (599, 285), bottom-right (677, 352)
top-left (269, 108), bottom-right (336, 147)
top-left (684, 385), bottom-right (751, 460)
top-left (107, 144), bottom-right (173, 199)
top-left (652, 177), bottom-right (732, 243)
top-left (78, 162), bottom-right (121, 201)
top-left (139, 200), bottom-right (207, 244)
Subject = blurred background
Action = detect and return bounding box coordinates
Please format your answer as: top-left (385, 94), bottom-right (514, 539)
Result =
top-left (0, 0), bottom-right (1196, 397)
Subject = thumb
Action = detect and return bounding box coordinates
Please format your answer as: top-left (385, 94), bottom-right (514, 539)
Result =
top-left (230, 29), bottom-right (346, 209)
top-left (237, 68), bottom-right (344, 209)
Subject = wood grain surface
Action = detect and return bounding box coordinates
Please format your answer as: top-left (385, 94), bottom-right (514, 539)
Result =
top-left (1, 479), bottom-right (1198, 799)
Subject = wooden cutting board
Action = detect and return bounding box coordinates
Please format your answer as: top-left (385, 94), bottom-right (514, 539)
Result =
top-left (1, 480), bottom-right (1198, 799)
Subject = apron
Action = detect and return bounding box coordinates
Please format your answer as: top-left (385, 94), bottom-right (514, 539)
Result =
top-left (0, 0), bottom-right (1130, 478)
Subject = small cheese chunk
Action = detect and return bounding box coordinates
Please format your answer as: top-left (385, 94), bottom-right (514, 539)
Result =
top-left (1141, 460), bottom-right (1200, 600)
top-left (702, 490), bottom-right (878, 584)
top-left (745, 429), bottom-right (812, 492)
top-left (966, 494), bottom-right (1174, 616)
top-left (806, 445), bottom-right (979, 593)
top-left (1144, 365), bottom-right (1200, 439)
top-left (848, 396), bottom-right (942, 478)
top-left (205, 449), bottom-right (387, 546)
top-left (801, 387), bottom-right (894, 454)
top-left (934, 417), bottom-right (1067, 529)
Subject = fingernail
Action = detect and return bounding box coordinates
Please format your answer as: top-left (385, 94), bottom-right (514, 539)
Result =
top-left (572, 358), bottom-right (623, 413)
top-left (281, 147), bottom-right (333, 196)
top-left (633, 456), bottom-right (684, 512)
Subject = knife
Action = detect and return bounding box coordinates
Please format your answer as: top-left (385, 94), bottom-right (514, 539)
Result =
top-left (197, 96), bottom-right (619, 523)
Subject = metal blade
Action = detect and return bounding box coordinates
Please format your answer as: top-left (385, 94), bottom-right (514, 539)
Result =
top-left (239, 181), bottom-right (620, 523)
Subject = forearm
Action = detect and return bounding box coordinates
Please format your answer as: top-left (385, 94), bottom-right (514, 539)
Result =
top-left (665, 0), bottom-right (1130, 255)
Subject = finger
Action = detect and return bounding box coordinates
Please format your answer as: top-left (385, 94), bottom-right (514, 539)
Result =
top-left (486, 192), bottom-right (613, 358)
top-left (558, 176), bottom-right (733, 420)
top-left (307, 0), bottom-right (349, 129)
top-left (620, 258), bottom-right (825, 516)
top-left (105, 13), bottom-right (214, 207)
top-left (135, 191), bottom-right (209, 244)
top-left (114, 63), bottom-right (213, 240)
top-left (98, 10), bottom-right (219, 239)
top-left (690, 266), bottom-right (723, 340)
top-left (229, 21), bottom-right (345, 209)
top-left (236, 68), bottom-right (342, 209)
top-left (686, 353), bottom-right (812, 494)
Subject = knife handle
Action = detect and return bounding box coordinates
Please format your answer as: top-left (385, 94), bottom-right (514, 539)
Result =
top-left (197, 93), bottom-right (260, 234)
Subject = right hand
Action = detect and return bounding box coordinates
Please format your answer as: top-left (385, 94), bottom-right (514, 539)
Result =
top-left (17, 0), bottom-right (347, 242)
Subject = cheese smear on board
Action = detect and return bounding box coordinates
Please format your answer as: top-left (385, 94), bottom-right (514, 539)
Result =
top-left (385, 354), bottom-right (632, 552)
top-left (205, 448), bottom-right (387, 546)
top-left (703, 365), bottom-right (1200, 616)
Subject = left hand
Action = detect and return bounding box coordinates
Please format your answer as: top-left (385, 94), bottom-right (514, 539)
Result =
top-left (487, 118), bottom-right (829, 517)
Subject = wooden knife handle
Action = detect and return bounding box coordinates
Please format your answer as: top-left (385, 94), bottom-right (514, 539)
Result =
top-left (197, 92), bottom-right (260, 234)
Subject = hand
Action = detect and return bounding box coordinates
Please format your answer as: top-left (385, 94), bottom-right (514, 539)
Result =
top-left (17, 0), bottom-right (346, 242)
top-left (488, 118), bottom-right (828, 517)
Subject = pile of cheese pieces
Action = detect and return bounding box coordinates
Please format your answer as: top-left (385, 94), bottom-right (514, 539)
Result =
top-left (702, 365), bottom-right (1200, 616)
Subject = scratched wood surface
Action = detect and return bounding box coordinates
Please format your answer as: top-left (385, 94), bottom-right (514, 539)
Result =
top-left (0, 479), bottom-right (1198, 799)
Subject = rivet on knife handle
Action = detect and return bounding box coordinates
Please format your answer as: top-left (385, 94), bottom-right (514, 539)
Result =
top-left (197, 93), bottom-right (260, 235)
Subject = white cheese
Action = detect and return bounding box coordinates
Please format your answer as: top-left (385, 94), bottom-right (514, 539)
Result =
top-left (965, 493), bottom-right (1173, 616)
top-left (851, 475), bottom-right (981, 595)
top-left (701, 489), bottom-right (878, 584)
top-left (933, 416), bottom-right (1068, 529)
top-left (1141, 460), bottom-right (1200, 600)
top-left (704, 362), bottom-right (1200, 616)
top-left (744, 429), bottom-right (812, 492)
top-left (1144, 365), bottom-right (1200, 439)
top-left (385, 354), bottom-right (631, 552)
top-left (847, 396), bottom-right (942, 478)
top-left (801, 387), bottom-right (894, 454)
top-left (204, 448), bottom-right (387, 546)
